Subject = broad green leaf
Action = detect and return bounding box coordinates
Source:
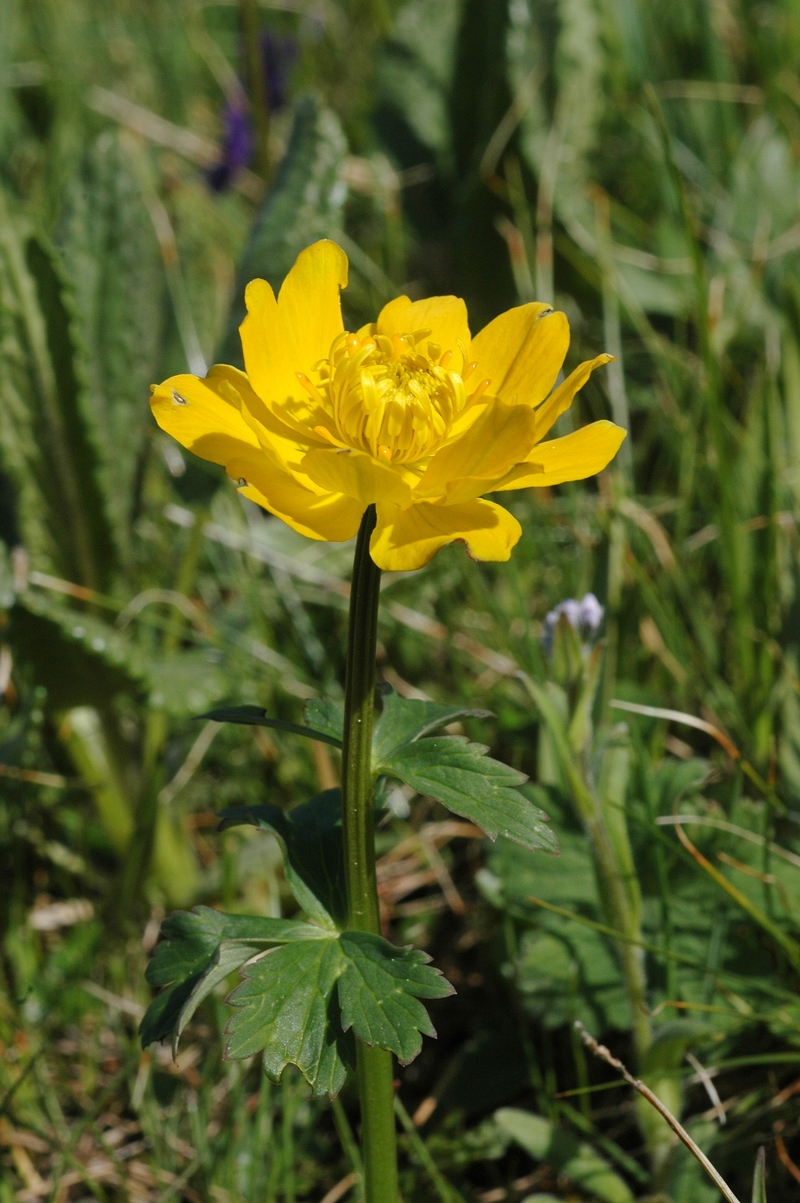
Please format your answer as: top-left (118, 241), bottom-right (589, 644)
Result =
top-left (201, 704), bottom-right (342, 748)
top-left (140, 907), bottom-right (317, 1047)
top-left (217, 790), bottom-right (347, 928)
top-left (495, 1109), bottom-right (635, 1203)
top-left (371, 685), bottom-right (491, 763)
top-left (377, 736), bottom-right (557, 853)
top-left (337, 930), bottom-right (454, 1064)
top-left (225, 937), bottom-right (351, 1098)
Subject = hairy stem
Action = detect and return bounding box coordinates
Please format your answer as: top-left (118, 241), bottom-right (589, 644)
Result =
top-left (342, 505), bottom-right (398, 1203)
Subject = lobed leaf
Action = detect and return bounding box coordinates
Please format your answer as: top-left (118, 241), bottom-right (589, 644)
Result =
top-left (378, 736), bottom-right (557, 853)
top-left (140, 907), bottom-right (319, 1049)
top-left (225, 937), bottom-right (352, 1099)
top-left (371, 685), bottom-right (491, 763)
top-left (337, 930), bottom-right (454, 1064)
top-left (216, 790), bottom-right (347, 929)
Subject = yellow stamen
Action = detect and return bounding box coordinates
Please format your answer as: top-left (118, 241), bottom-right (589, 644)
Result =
top-left (469, 378), bottom-right (491, 403)
top-left (306, 328), bottom-right (476, 466)
top-left (296, 372), bottom-right (324, 404)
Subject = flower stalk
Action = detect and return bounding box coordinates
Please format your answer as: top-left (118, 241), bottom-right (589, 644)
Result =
top-left (342, 504), bottom-right (398, 1203)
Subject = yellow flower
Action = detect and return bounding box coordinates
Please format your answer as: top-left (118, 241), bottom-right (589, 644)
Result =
top-left (150, 240), bottom-right (626, 571)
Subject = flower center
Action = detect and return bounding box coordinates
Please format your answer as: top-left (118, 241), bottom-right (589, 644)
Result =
top-left (297, 330), bottom-right (489, 466)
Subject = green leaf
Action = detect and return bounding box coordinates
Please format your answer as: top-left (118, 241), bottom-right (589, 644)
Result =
top-left (377, 736), bottom-right (557, 853)
top-left (0, 199), bottom-right (117, 588)
top-left (752, 1147), bottom-right (767, 1203)
top-left (140, 906), bottom-right (318, 1048)
top-left (337, 930), bottom-right (454, 1064)
top-left (11, 591), bottom-right (144, 713)
top-left (372, 685), bottom-right (491, 763)
top-left (201, 704), bottom-right (342, 748)
top-left (58, 131), bottom-right (165, 563)
top-left (225, 937), bottom-right (352, 1098)
top-left (304, 697), bottom-right (345, 745)
top-left (217, 790), bottom-right (347, 929)
top-left (495, 1109), bottom-right (635, 1203)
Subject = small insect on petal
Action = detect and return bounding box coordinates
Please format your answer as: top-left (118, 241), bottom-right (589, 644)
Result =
top-left (237, 477), bottom-right (249, 486)
top-left (172, 390), bottom-right (189, 406)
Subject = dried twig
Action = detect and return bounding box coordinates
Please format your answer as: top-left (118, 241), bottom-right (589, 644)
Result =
top-left (574, 1021), bottom-right (742, 1203)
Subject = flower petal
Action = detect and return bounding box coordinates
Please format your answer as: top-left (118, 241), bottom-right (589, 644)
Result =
top-left (228, 452), bottom-right (364, 542)
top-left (370, 499), bottom-right (522, 571)
top-left (415, 399), bottom-right (538, 504)
top-left (277, 239), bottom-right (349, 365)
top-left (534, 353), bottom-right (614, 440)
top-left (239, 240), bottom-right (347, 428)
top-left (471, 304), bottom-right (569, 406)
top-left (150, 372), bottom-right (260, 465)
top-left (493, 421), bottom-right (627, 490)
top-left (302, 448), bottom-right (414, 507)
top-left (377, 294), bottom-right (471, 358)
top-left (206, 364), bottom-right (318, 472)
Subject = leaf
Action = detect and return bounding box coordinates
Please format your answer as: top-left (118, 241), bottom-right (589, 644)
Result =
top-left (377, 736), bottom-right (557, 853)
top-left (13, 589), bottom-right (225, 718)
top-left (371, 685), bottom-right (491, 763)
top-left (752, 1147), bottom-right (767, 1203)
top-left (57, 131), bottom-right (165, 562)
top-left (0, 198), bottom-right (117, 587)
top-left (140, 906), bottom-right (318, 1048)
top-left (217, 96), bottom-right (348, 366)
top-left (147, 652), bottom-right (228, 718)
top-left (202, 703), bottom-right (342, 748)
top-left (217, 790), bottom-right (347, 929)
top-left (495, 1109), bottom-right (635, 1203)
top-left (304, 697), bottom-right (345, 745)
top-left (225, 937), bottom-right (352, 1098)
top-left (337, 930), bottom-right (454, 1065)
top-left (11, 591), bottom-right (145, 712)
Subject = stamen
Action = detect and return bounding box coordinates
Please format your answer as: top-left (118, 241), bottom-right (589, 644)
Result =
top-left (468, 378), bottom-right (491, 403)
top-left (377, 445), bottom-right (392, 461)
top-left (313, 425), bottom-right (348, 448)
top-left (409, 328), bottom-right (432, 345)
top-left (463, 361), bottom-right (478, 381)
top-left (296, 372), bottom-right (325, 404)
top-left (439, 349), bottom-right (453, 369)
top-left (427, 342), bottom-right (441, 362)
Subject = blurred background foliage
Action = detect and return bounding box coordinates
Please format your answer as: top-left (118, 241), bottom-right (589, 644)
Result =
top-left (3, 0), bottom-right (800, 1199)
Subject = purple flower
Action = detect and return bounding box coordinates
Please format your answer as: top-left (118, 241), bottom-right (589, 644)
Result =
top-left (542, 592), bottom-right (604, 653)
top-left (206, 101), bottom-right (252, 192)
top-left (205, 31), bottom-right (297, 193)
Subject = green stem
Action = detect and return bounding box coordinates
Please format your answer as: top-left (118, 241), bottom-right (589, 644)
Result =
top-left (342, 506), bottom-right (398, 1203)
